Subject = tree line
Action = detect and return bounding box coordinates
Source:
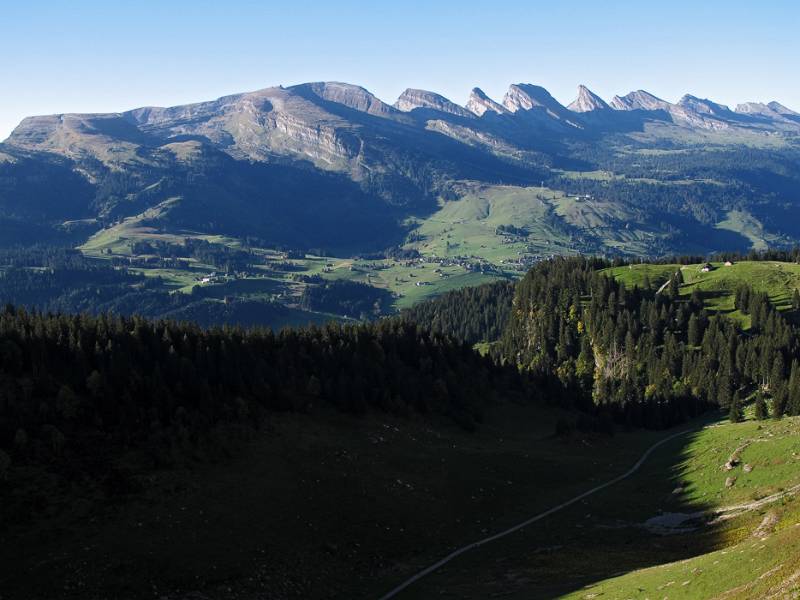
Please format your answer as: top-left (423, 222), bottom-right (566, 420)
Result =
top-left (0, 308), bottom-right (536, 481)
top-left (400, 280), bottom-right (515, 345)
top-left (500, 257), bottom-right (800, 429)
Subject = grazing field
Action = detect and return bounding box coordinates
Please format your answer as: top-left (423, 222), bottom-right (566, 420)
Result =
top-left (679, 260), bottom-right (800, 312)
top-left (603, 262), bottom-right (680, 289)
top-left (75, 189), bottom-right (539, 316)
top-left (606, 260), bottom-right (800, 327)
top-left (561, 416), bottom-right (800, 600)
top-left (67, 174), bottom-right (787, 324)
top-left (411, 184), bottom-right (579, 260)
top-left (0, 403), bottom-right (683, 600)
top-left (716, 209), bottom-right (789, 251)
top-left (376, 413), bottom-right (800, 599)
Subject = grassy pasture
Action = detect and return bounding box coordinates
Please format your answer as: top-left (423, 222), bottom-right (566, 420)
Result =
top-left (606, 260), bottom-right (800, 328)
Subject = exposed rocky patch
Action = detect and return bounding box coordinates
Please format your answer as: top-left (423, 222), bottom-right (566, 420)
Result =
top-left (465, 87), bottom-right (508, 116)
top-left (567, 85), bottom-right (610, 113)
top-left (394, 89), bottom-right (473, 118)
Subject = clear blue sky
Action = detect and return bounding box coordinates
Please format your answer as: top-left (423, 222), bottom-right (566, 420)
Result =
top-left (2, 0), bottom-right (798, 140)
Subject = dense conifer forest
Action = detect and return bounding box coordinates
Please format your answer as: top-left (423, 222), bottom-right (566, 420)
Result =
top-left (4, 253), bottom-right (800, 499)
top-left (400, 280), bottom-right (515, 344)
top-left (0, 311), bottom-right (535, 487)
top-left (502, 257), bottom-right (800, 428)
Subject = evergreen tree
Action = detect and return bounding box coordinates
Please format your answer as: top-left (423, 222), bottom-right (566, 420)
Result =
top-left (772, 388), bottom-right (788, 419)
top-left (729, 391), bottom-right (744, 423)
top-left (687, 313), bottom-right (701, 346)
top-left (754, 392), bottom-right (768, 420)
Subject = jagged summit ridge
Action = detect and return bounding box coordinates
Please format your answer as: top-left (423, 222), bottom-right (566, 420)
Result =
top-left (610, 90), bottom-right (672, 111)
top-left (567, 85), bottom-right (610, 112)
top-left (678, 94), bottom-right (733, 117)
top-left (6, 80), bottom-right (800, 158)
top-left (394, 89), bottom-right (473, 118)
top-left (502, 84), bottom-right (561, 114)
top-left (298, 81), bottom-right (398, 117)
top-left (767, 101), bottom-right (799, 116)
top-left (465, 88), bottom-right (508, 116)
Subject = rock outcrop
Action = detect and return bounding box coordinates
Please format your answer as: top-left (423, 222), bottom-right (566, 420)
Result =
top-left (678, 94), bottom-right (733, 117)
top-left (300, 82), bottom-right (399, 118)
top-left (567, 85), bottom-right (610, 112)
top-left (736, 101), bottom-right (800, 124)
top-left (610, 90), bottom-right (672, 111)
top-left (394, 89), bottom-right (472, 118)
top-left (465, 88), bottom-right (508, 116)
top-left (502, 84), bottom-right (581, 128)
top-left (767, 101), bottom-right (800, 117)
top-left (503, 84), bottom-right (561, 115)
top-left (610, 90), bottom-right (742, 130)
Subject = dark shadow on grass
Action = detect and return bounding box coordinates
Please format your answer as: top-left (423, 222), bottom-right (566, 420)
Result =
top-left (0, 406), bottom-right (728, 600)
top-left (368, 413), bottom-right (726, 600)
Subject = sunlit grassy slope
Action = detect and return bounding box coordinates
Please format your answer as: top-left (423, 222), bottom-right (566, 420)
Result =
top-left (606, 260), bottom-right (800, 327)
top-left (561, 416), bottom-right (800, 600)
top-left (387, 410), bottom-right (800, 599)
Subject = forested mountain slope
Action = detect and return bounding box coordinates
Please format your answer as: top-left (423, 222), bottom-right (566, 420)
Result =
top-left (3, 255), bottom-right (800, 597)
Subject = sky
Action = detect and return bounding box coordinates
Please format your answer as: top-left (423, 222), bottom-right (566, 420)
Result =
top-left (1, 0), bottom-right (798, 140)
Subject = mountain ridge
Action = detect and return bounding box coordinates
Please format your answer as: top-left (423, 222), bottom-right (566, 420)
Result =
top-left (2, 79), bottom-right (800, 262)
top-left (7, 81), bottom-right (800, 150)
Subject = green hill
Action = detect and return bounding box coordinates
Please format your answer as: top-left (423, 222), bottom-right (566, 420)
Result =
top-left (381, 412), bottom-right (800, 599)
top-left (5, 256), bottom-right (800, 599)
top-left (606, 260), bottom-right (800, 327)
top-left (560, 415), bottom-right (800, 600)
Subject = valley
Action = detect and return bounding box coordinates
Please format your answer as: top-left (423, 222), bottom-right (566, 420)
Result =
top-left (2, 79), bottom-right (799, 326)
top-left (3, 252), bottom-right (800, 599)
top-left (378, 412), bottom-right (800, 599)
top-left (1, 77), bottom-right (800, 600)
top-left (5, 4), bottom-right (800, 599)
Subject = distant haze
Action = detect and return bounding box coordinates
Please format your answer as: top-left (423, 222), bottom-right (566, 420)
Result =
top-left (2, 0), bottom-right (798, 140)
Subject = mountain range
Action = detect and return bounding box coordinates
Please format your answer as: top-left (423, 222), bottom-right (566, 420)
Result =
top-left (1, 81), bottom-right (799, 256)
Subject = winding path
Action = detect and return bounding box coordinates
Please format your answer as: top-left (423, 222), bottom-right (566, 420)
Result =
top-left (377, 428), bottom-right (691, 600)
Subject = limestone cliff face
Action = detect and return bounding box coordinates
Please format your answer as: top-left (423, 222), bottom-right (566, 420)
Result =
top-left (610, 90), bottom-right (736, 130)
top-left (300, 82), bottom-right (400, 118)
top-left (394, 89), bottom-right (473, 118)
top-left (502, 84), bottom-right (582, 129)
top-left (6, 80), bottom-right (800, 180)
top-left (671, 95), bottom-right (736, 130)
top-left (736, 102), bottom-right (778, 116)
top-left (503, 84), bottom-right (558, 113)
top-left (734, 102), bottom-right (800, 129)
top-left (424, 119), bottom-right (527, 158)
top-left (465, 88), bottom-right (508, 116)
top-left (567, 85), bottom-right (610, 112)
top-left (678, 95), bottom-right (733, 117)
top-left (610, 90), bottom-right (672, 111)
top-left (10, 86), bottom-right (371, 172)
top-left (767, 101), bottom-right (800, 117)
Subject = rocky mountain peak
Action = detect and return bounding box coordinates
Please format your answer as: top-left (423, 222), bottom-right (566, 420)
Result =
top-left (465, 88), bottom-right (508, 116)
top-left (503, 84), bottom-right (559, 113)
top-left (567, 85), bottom-right (610, 112)
top-left (394, 89), bottom-right (472, 118)
top-left (767, 101), bottom-right (799, 116)
top-left (678, 94), bottom-right (732, 116)
top-left (735, 101), bottom-right (800, 125)
top-left (297, 82), bottom-right (397, 117)
top-left (735, 102), bottom-right (781, 117)
top-left (610, 90), bottom-right (672, 111)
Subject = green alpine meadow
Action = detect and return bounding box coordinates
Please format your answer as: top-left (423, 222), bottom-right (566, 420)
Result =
top-left (2, 2), bottom-right (800, 598)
